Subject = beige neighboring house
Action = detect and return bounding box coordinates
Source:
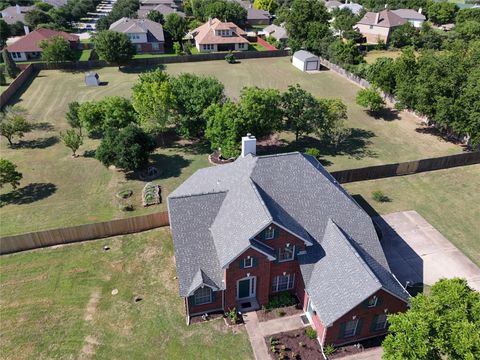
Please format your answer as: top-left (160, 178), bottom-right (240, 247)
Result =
top-left (392, 8), bottom-right (426, 28)
top-left (188, 18), bottom-right (249, 52)
top-left (355, 10), bottom-right (407, 44)
top-left (260, 24), bottom-right (288, 43)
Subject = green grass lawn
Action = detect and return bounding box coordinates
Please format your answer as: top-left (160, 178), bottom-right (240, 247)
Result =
top-left (0, 228), bottom-right (253, 359)
top-left (248, 42), bottom-right (268, 51)
top-left (0, 57), bottom-right (461, 236)
top-left (345, 165), bottom-right (480, 266)
top-left (364, 50), bottom-right (403, 64)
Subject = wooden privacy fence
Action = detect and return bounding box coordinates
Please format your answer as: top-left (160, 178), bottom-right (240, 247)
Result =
top-left (0, 211), bottom-right (169, 255)
top-left (0, 64), bottom-right (35, 108)
top-left (330, 151), bottom-right (480, 184)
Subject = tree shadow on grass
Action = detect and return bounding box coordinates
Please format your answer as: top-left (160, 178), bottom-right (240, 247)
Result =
top-left (286, 128), bottom-right (377, 160)
top-left (32, 122), bottom-right (55, 132)
top-left (370, 108), bottom-right (401, 121)
top-left (126, 154), bottom-right (192, 181)
top-left (0, 183), bottom-right (57, 207)
top-left (14, 136), bottom-right (59, 149)
top-left (120, 64), bottom-right (165, 74)
top-left (83, 149), bottom-right (96, 158)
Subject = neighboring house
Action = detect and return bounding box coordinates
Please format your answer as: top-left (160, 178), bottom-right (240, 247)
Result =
top-left (0, 5), bottom-right (34, 25)
top-left (6, 28), bottom-right (79, 61)
top-left (168, 135), bottom-right (410, 346)
top-left (109, 17), bottom-right (165, 54)
top-left (324, 0), bottom-right (342, 12)
top-left (260, 24), bottom-right (288, 43)
top-left (339, 2), bottom-right (364, 15)
top-left (41, 0), bottom-right (68, 8)
top-left (292, 50), bottom-right (320, 71)
top-left (392, 8), bottom-right (426, 28)
top-left (140, 0), bottom-right (182, 7)
top-left (355, 10), bottom-right (407, 44)
top-left (187, 18), bottom-right (249, 52)
top-left (137, 4), bottom-right (185, 18)
top-left (235, 0), bottom-right (271, 26)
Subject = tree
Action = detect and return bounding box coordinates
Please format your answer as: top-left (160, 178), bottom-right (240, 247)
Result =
top-left (426, 1), bottom-right (458, 25)
top-left (2, 48), bottom-right (20, 79)
top-left (281, 84), bottom-right (325, 141)
top-left (389, 23), bottom-right (419, 48)
top-left (146, 10), bottom-right (164, 24)
top-left (59, 129), bottom-right (83, 157)
top-left (327, 39), bottom-right (364, 66)
top-left (39, 36), bottom-right (75, 63)
top-left (132, 69), bottom-right (174, 138)
top-left (456, 67), bottom-right (480, 147)
top-left (93, 30), bottom-right (135, 68)
top-left (456, 20), bottom-right (480, 41)
top-left (66, 101), bottom-right (82, 134)
top-left (366, 57), bottom-right (397, 95)
top-left (355, 88), bottom-right (385, 112)
top-left (95, 124), bottom-right (156, 172)
top-left (383, 278), bottom-right (480, 360)
top-left (253, 0), bottom-right (278, 13)
top-left (239, 86), bottom-right (283, 139)
top-left (0, 19), bottom-right (11, 47)
top-left (164, 13), bottom-right (187, 43)
top-left (204, 99), bottom-right (244, 159)
top-left (36, 2), bottom-right (54, 12)
top-left (0, 106), bottom-right (33, 146)
top-left (170, 73), bottom-right (225, 138)
top-left (173, 41), bottom-right (182, 55)
top-left (319, 98), bottom-right (351, 147)
top-left (190, 0), bottom-right (247, 25)
top-left (0, 158), bottom-right (22, 189)
top-left (0, 65), bottom-right (6, 86)
top-left (78, 96), bottom-right (137, 134)
top-left (331, 7), bottom-right (362, 41)
top-left (24, 9), bottom-right (52, 27)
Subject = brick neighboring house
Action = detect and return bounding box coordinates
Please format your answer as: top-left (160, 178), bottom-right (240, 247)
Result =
top-left (168, 135), bottom-right (410, 346)
top-left (6, 28), bottom-right (79, 61)
top-left (355, 10), bottom-right (407, 44)
top-left (187, 18), bottom-right (249, 52)
top-left (109, 17), bottom-right (165, 54)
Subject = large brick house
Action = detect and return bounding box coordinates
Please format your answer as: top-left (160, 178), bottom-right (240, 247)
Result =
top-left (109, 17), bottom-right (165, 54)
top-left (168, 135), bottom-right (410, 346)
top-left (187, 18), bottom-right (249, 52)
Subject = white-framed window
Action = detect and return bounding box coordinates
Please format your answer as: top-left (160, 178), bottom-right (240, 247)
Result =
top-left (344, 319), bottom-right (359, 337)
top-left (374, 313), bottom-right (388, 330)
top-left (278, 244), bottom-right (295, 262)
top-left (244, 256), bottom-right (253, 268)
top-left (238, 43), bottom-right (244, 49)
top-left (271, 274), bottom-right (295, 292)
top-left (152, 42), bottom-right (159, 51)
top-left (194, 286), bottom-right (212, 305)
top-left (367, 295), bottom-right (378, 307)
top-left (11, 52), bottom-right (17, 58)
top-left (264, 226), bottom-right (275, 240)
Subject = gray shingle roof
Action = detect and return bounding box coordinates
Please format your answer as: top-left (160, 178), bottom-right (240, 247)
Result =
top-left (109, 17), bottom-right (165, 42)
top-left (392, 9), bottom-right (426, 21)
top-left (168, 152), bottom-right (409, 313)
top-left (293, 50), bottom-right (318, 62)
top-left (357, 10), bottom-right (407, 28)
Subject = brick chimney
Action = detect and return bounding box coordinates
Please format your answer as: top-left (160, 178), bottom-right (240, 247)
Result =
top-left (241, 134), bottom-right (256, 157)
top-left (16, 4), bottom-right (21, 14)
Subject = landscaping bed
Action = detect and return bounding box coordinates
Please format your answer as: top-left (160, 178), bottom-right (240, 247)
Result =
top-left (327, 336), bottom-right (385, 359)
top-left (257, 292), bottom-right (302, 322)
top-left (265, 327), bottom-right (323, 360)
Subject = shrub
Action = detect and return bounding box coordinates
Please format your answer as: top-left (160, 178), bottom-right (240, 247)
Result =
top-left (324, 343), bottom-right (336, 356)
top-left (305, 326), bottom-right (317, 339)
top-left (305, 148), bottom-right (321, 158)
top-left (226, 307), bottom-right (239, 324)
top-left (265, 292), bottom-right (297, 311)
top-left (269, 337), bottom-right (280, 346)
top-left (355, 88), bottom-right (385, 112)
top-left (225, 52), bottom-right (236, 64)
top-left (372, 190), bottom-right (390, 202)
top-left (277, 310), bottom-right (286, 317)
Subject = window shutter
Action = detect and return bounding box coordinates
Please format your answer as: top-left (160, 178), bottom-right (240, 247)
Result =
top-left (370, 315), bottom-right (379, 332)
top-left (356, 319), bottom-right (364, 336)
top-left (273, 228), bottom-right (278, 239)
top-left (338, 322), bottom-right (346, 339)
top-left (240, 259), bottom-right (244, 269)
top-left (377, 296), bottom-right (383, 307)
top-left (294, 246), bottom-right (300, 260)
top-left (275, 248), bottom-right (280, 263)
top-left (362, 299), bottom-right (370, 308)
top-left (212, 290), bottom-right (217, 303)
top-left (252, 257), bottom-right (257, 267)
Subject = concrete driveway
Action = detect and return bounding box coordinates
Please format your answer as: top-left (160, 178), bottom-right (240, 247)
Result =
top-left (377, 211), bottom-right (480, 291)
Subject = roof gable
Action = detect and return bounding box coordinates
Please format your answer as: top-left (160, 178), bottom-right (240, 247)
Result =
top-left (7, 28), bottom-right (79, 52)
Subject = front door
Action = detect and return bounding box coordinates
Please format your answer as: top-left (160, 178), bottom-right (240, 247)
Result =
top-left (237, 277), bottom-right (256, 299)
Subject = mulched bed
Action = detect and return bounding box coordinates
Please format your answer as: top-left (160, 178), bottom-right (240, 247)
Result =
top-left (189, 311), bottom-right (224, 324)
top-left (265, 328), bottom-right (323, 360)
top-left (257, 304), bottom-right (303, 322)
top-left (209, 151), bottom-right (234, 165)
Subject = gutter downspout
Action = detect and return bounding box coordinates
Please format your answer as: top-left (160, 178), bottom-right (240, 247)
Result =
top-left (185, 297), bottom-right (190, 325)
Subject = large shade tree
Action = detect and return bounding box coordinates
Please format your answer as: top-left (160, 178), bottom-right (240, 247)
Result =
top-left (93, 30), bottom-right (135, 68)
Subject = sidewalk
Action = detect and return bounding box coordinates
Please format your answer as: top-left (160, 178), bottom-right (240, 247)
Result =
top-left (244, 312), bottom-right (306, 360)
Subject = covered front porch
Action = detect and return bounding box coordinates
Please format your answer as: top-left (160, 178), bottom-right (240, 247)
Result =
top-left (236, 275), bottom-right (260, 313)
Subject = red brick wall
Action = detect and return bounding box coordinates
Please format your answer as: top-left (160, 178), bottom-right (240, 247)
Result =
top-left (187, 290), bottom-right (223, 316)
top-left (224, 247), bottom-right (271, 309)
top-left (323, 289), bottom-right (408, 346)
top-left (137, 42), bottom-right (165, 54)
top-left (303, 292), bottom-right (327, 342)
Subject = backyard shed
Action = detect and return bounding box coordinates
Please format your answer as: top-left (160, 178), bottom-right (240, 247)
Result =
top-left (292, 50), bottom-right (319, 72)
top-left (85, 72), bottom-right (100, 86)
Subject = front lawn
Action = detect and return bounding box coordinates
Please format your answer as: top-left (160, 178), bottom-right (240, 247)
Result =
top-left (345, 165), bottom-right (480, 266)
top-left (248, 42), bottom-right (268, 51)
top-left (0, 228), bottom-right (253, 359)
top-left (0, 57), bottom-right (461, 236)
top-left (364, 50), bottom-right (403, 64)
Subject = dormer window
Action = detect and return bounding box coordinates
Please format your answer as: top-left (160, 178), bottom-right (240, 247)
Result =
top-left (264, 226), bottom-right (275, 240)
top-left (367, 295), bottom-right (378, 307)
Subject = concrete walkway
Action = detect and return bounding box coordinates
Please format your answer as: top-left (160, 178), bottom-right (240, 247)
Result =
top-left (341, 347), bottom-right (383, 360)
top-left (244, 312), bottom-right (306, 360)
top-left (377, 211), bottom-right (480, 291)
